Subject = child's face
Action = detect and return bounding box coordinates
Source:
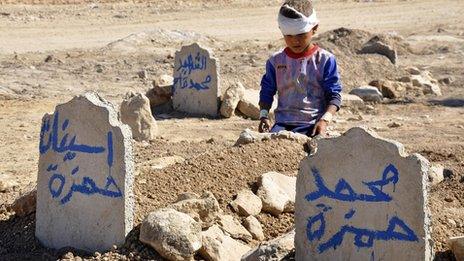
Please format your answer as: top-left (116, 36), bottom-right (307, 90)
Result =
top-left (283, 29), bottom-right (315, 54)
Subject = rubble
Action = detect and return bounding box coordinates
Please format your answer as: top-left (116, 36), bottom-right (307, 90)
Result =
top-left (257, 172), bottom-right (296, 216)
top-left (243, 216), bottom-right (265, 241)
top-left (230, 189), bottom-right (262, 216)
top-left (120, 92), bottom-right (158, 141)
top-left (170, 191), bottom-right (222, 228)
top-left (217, 214), bottom-right (253, 242)
top-left (220, 82), bottom-right (245, 118)
top-left (349, 86), bottom-right (383, 102)
top-left (241, 229), bottom-right (295, 261)
top-left (200, 225), bottom-right (251, 261)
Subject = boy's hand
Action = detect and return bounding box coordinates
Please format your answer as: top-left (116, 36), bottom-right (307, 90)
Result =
top-left (259, 118), bottom-right (271, 133)
top-left (311, 120), bottom-right (328, 137)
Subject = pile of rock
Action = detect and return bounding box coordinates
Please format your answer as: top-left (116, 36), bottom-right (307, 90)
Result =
top-left (139, 171), bottom-right (297, 261)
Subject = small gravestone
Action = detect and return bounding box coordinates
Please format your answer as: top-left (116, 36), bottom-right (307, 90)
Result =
top-left (296, 127), bottom-right (432, 260)
top-left (172, 43), bottom-right (220, 117)
top-left (36, 92), bottom-right (134, 252)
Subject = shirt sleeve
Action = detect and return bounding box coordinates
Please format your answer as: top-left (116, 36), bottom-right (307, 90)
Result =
top-left (259, 60), bottom-right (277, 106)
top-left (322, 56), bottom-right (343, 110)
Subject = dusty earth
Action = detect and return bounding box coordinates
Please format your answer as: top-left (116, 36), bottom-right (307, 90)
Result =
top-left (0, 0), bottom-right (463, 260)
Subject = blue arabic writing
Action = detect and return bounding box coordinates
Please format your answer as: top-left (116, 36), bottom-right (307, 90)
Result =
top-left (173, 52), bottom-right (212, 91)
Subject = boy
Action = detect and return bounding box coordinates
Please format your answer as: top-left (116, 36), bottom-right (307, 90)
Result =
top-left (258, 0), bottom-right (342, 137)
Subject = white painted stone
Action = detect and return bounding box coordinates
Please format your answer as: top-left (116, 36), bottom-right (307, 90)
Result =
top-left (139, 208), bottom-right (202, 261)
top-left (428, 164), bottom-right (444, 185)
top-left (295, 127), bottom-right (432, 260)
top-left (257, 172), bottom-right (296, 216)
top-left (220, 82), bottom-right (245, 118)
top-left (243, 216), bottom-right (265, 241)
top-left (199, 225), bottom-right (251, 261)
top-left (349, 86), bottom-right (383, 102)
top-left (230, 189), bottom-right (262, 216)
top-left (170, 191), bottom-right (222, 229)
top-left (173, 43), bottom-right (220, 117)
top-left (120, 92), bottom-right (158, 141)
top-left (237, 89), bottom-right (277, 120)
top-left (449, 236), bottom-right (464, 261)
top-left (36, 92), bottom-right (134, 252)
top-left (340, 93), bottom-right (364, 109)
top-left (242, 229), bottom-right (295, 261)
top-left (217, 214), bottom-right (253, 242)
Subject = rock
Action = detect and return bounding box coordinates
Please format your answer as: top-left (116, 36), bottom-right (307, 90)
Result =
top-left (387, 122), bottom-right (402, 128)
top-left (237, 89), bottom-right (277, 120)
top-left (0, 174), bottom-right (18, 192)
top-left (146, 156), bottom-right (185, 170)
top-left (369, 80), bottom-right (408, 99)
top-left (175, 192), bottom-right (199, 202)
top-left (230, 190), bottom-right (262, 216)
top-left (241, 229), bottom-right (295, 261)
top-left (428, 164), bottom-right (444, 185)
top-left (36, 92), bottom-right (134, 252)
top-left (146, 76), bottom-right (173, 108)
top-left (411, 71), bottom-right (442, 96)
top-left (235, 129), bottom-right (310, 146)
top-left (220, 82), bottom-right (246, 118)
top-left (7, 188), bottom-right (36, 217)
top-left (340, 93), bottom-right (364, 108)
top-left (153, 74), bottom-right (174, 88)
top-left (243, 216), bottom-right (265, 241)
top-left (137, 69), bottom-right (148, 79)
top-left (449, 236), bottom-right (464, 261)
top-left (120, 92), bottom-right (158, 141)
top-left (173, 43), bottom-right (220, 117)
top-left (438, 77), bottom-right (453, 85)
top-left (405, 66), bottom-right (421, 75)
top-left (296, 127), bottom-right (432, 260)
top-left (170, 191), bottom-right (222, 228)
top-left (359, 37), bottom-right (397, 64)
top-left (257, 172), bottom-right (296, 216)
top-left (139, 208), bottom-right (202, 261)
top-left (349, 86), bottom-right (383, 102)
top-left (199, 225), bottom-right (251, 261)
top-left (217, 214), bottom-right (252, 242)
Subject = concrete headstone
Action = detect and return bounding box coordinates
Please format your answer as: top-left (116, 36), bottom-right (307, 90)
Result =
top-left (173, 43), bottom-right (220, 117)
top-left (295, 127), bottom-right (432, 260)
top-left (36, 92), bottom-right (134, 252)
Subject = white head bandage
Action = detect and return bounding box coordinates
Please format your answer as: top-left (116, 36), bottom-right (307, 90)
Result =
top-left (278, 5), bottom-right (319, 36)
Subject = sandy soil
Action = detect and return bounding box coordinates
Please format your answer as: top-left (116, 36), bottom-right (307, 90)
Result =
top-left (0, 0), bottom-right (463, 260)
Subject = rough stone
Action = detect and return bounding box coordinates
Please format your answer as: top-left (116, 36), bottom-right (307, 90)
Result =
top-left (120, 92), bottom-right (158, 141)
top-left (369, 80), bottom-right (409, 99)
top-left (172, 43), bottom-right (220, 117)
top-left (139, 208), bottom-right (202, 261)
top-left (153, 74), bottom-right (174, 88)
top-left (359, 38), bottom-right (397, 64)
top-left (146, 76), bottom-right (173, 108)
top-left (36, 92), bottom-right (134, 252)
top-left (296, 127), bottom-right (432, 260)
top-left (235, 129), bottom-right (309, 146)
top-left (340, 93), bottom-right (364, 109)
top-left (411, 71), bottom-right (442, 96)
top-left (199, 225), bottom-right (251, 261)
top-left (7, 187), bottom-right (37, 217)
top-left (170, 191), bottom-right (222, 228)
top-left (230, 189), bottom-right (262, 216)
top-left (349, 86), bottom-right (383, 102)
top-left (237, 89), bottom-right (277, 120)
top-left (243, 216), bottom-right (265, 241)
top-left (449, 236), bottom-right (464, 261)
top-left (405, 66), bottom-right (421, 75)
top-left (217, 214), bottom-right (253, 242)
top-left (220, 82), bottom-right (246, 118)
top-left (241, 229), bottom-right (295, 261)
top-left (428, 164), bottom-right (444, 185)
top-left (257, 172), bottom-right (296, 216)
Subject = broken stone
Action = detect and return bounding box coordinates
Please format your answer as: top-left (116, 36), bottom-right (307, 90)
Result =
top-left (349, 86), bottom-right (383, 102)
top-left (170, 191), bottom-right (222, 228)
top-left (411, 71), bottom-right (442, 96)
top-left (359, 37), bottom-right (397, 64)
top-left (237, 89), bottom-right (276, 120)
top-left (340, 93), bottom-right (364, 108)
top-left (36, 92), bottom-right (134, 252)
top-left (369, 80), bottom-right (407, 99)
top-left (242, 229), bottom-right (295, 261)
top-left (199, 225), bottom-right (251, 261)
top-left (449, 236), bottom-right (464, 261)
top-left (257, 172), bottom-right (296, 216)
top-left (120, 92), bottom-right (158, 141)
top-left (243, 216), bottom-right (265, 241)
top-left (428, 164), bottom-right (444, 185)
top-left (296, 127), bottom-right (432, 260)
top-left (387, 122), bottom-right (402, 128)
top-left (7, 187), bottom-right (36, 217)
top-left (146, 76), bottom-right (173, 108)
top-left (139, 208), bottom-right (202, 261)
top-left (217, 214), bottom-right (252, 242)
top-left (220, 82), bottom-right (245, 118)
top-left (230, 189), bottom-right (262, 216)
top-left (172, 43), bottom-right (220, 117)
top-left (234, 129), bottom-right (309, 146)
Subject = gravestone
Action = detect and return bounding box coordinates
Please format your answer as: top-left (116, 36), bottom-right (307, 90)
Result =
top-left (172, 43), bottom-right (220, 117)
top-left (295, 127), bottom-right (432, 261)
top-left (36, 92), bottom-right (134, 252)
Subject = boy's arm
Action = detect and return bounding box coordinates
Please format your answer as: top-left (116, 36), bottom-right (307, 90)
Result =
top-left (259, 60), bottom-right (277, 132)
top-left (312, 55), bottom-right (342, 136)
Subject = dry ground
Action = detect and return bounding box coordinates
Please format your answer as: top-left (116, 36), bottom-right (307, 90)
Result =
top-left (0, 0), bottom-right (463, 260)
